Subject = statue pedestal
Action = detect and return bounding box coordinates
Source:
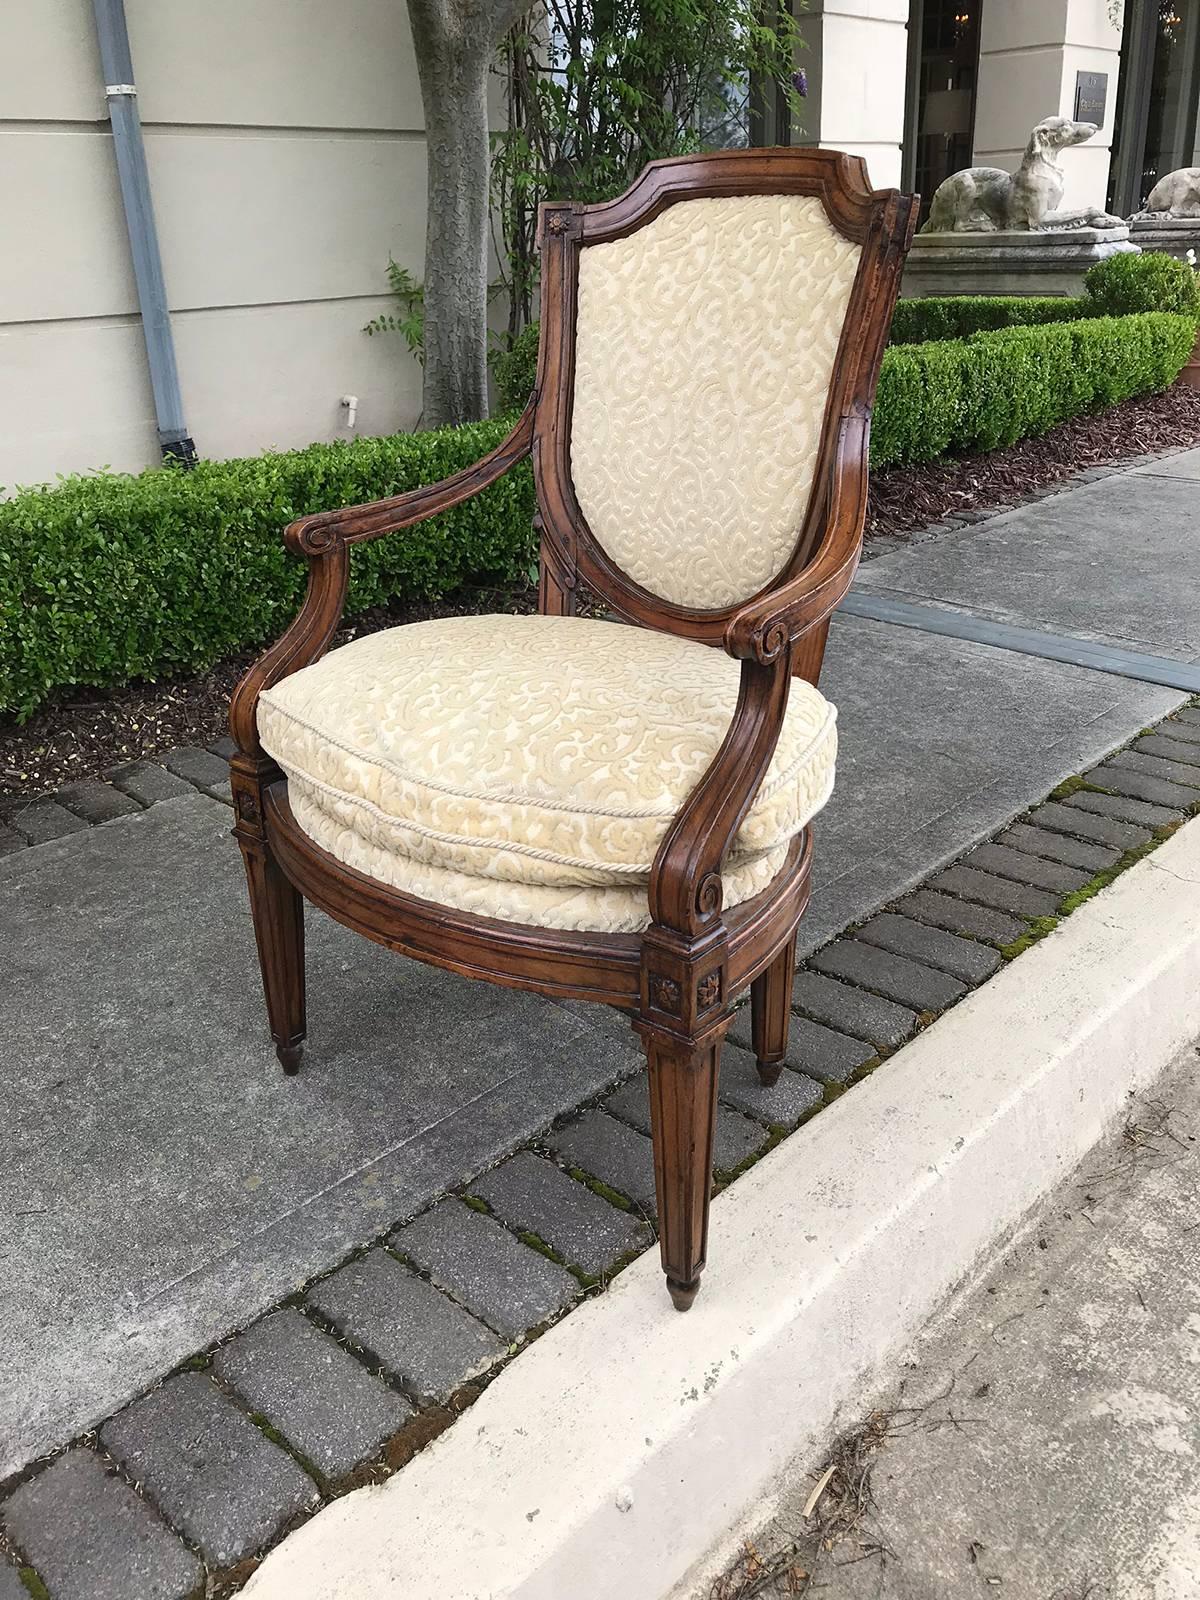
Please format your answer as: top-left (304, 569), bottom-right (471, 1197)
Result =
top-left (1128, 215), bottom-right (1200, 261)
top-left (901, 225), bottom-right (1139, 299)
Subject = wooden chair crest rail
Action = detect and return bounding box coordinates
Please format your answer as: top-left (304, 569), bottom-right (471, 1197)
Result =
top-left (229, 148), bottom-right (919, 1311)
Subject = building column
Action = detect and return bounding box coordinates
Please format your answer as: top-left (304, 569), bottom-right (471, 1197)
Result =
top-left (794, 0), bottom-right (910, 190)
top-left (973, 0), bottom-right (1125, 213)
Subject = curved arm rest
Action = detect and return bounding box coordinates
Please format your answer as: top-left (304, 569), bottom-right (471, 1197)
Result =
top-left (285, 402), bottom-right (535, 557)
top-left (725, 412), bottom-right (869, 664)
top-left (229, 401), bottom-right (536, 755)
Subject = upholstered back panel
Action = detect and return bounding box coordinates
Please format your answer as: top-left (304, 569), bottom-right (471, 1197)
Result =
top-left (570, 193), bottom-right (862, 610)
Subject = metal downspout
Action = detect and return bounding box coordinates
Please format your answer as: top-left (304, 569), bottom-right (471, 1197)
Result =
top-left (91, 0), bottom-right (196, 464)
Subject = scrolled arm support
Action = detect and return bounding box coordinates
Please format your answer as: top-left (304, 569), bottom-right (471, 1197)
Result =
top-left (229, 402), bottom-right (536, 757)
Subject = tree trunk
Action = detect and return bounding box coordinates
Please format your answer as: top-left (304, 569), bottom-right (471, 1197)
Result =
top-left (414, 37), bottom-right (492, 427)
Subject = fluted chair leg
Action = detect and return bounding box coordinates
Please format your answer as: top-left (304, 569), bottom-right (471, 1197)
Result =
top-left (239, 838), bottom-right (306, 1075)
top-left (750, 932), bottom-right (797, 1087)
top-left (642, 1025), bottom-right (724, 1310)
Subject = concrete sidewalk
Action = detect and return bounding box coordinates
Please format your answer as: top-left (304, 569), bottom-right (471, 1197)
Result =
top-left (0, 449), bottom-right (1194, 1483)
top-left (727, 1037), bottom-right (1200, 1600)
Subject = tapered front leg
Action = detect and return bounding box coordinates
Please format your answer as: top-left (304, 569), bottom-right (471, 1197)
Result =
top-left (642, 1027), bottom-right (724, 1310)
top-left (750, 932), bottom-right (797, 1087)
top-left (231, 761), bottom-right (306, 1075)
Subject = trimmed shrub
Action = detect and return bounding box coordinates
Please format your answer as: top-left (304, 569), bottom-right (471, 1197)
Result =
top-left (1083, 250), bottom-right (1200, 319)
top-left (889, 294), bottom-right (1085, 345)
top-left (494, 324), bottom-right (541, 412)
top-left (0, 417), bottom-right (533, 722)
top-left (870, 311), bottom-right (1194, 468)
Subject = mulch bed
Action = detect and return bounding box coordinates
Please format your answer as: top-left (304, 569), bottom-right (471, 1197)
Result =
top-left (4, 383), bottom-right (1200, 804)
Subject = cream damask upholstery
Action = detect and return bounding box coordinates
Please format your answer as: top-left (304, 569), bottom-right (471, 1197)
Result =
top-left (571, 194), bottom-right (862, 611)
top-left (258, 614), bottom-right (837, 934)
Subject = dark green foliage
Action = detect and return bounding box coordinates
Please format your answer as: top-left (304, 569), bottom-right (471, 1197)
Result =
top-left (493, 324), bottom-right (540, 412)
top-left (870, 311), bottom-right (1195, 467)
top-left (0, 416), bottom-right (533, 721)
top-left (889, 294), bottom-right (1086, 345)
top-left (1083, 250), bottom-right (1200, 319)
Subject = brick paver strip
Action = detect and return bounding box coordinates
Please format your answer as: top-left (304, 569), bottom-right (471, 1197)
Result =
top-left (717, 1048), bottom-right (823, 1128)
top-left (0, 1564), bottom-right (27, 1600)
top-left (854, 912), bottom-right (1001, 985)
top-left (162, 746), bottom-right (235, 800)
top-left (1134, 733), bottom-right (1200, 768)
top-left (792, 971), bottom-right (918, 1049)
top-left (995, 823), bottom-right (1120, 875)
top-left (961, 842), bottom-right (1092, 896)
top-left (390, 1201), bottom-right (579, 1340)
top-left (897, 888), bottom-right (1026, 945)
top-left (470, 1150), bottom-right (650, 1277)
top-left (729, 1010), bottom-right (874, 1085)
top-left (1027, 800), bottom-right (1149, 851)
top-left (1063, 788), bottom-right (1180, 829)
top-left (1083, 763), bottom-right (1198, 810)
top-left (107, 760), bottom-right (194, 806)
top-left (1155, 715), bottom-right (1200, 746)
top-left (209, 734), bottom-right (237, 761)
top-left (1107, 748), bottom-right (1200, 789)
top-left (56, 780), bottom-right (143, 824)
top-left (306, 1249), bottom-right (503, 1404)
top-left (544, 1110), bottom-right (659, 1215)
top-left (810, 939), bottom-right (966, 1013)
top-left (99, 1372), bottom-right (317, 1567)
top-left (928, 865), bottom-right (1059, 919)
top-left (212, 1308), bottom-right (411, 1480)
top-left (1, 1448), bottom-right (202, 1600)
top-left (6, 799), bottom-right (89, 845)
top-left (604, 1074), bottom-right (768, 1171)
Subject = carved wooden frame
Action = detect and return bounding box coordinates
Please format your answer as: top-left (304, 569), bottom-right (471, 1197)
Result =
top-left (229, 148), bottom-right (918, 1311)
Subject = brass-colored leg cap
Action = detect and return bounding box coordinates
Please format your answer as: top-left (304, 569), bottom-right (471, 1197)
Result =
top-left (277, 1042), bottom-right (304, 1076)
top-left (667, 1276), bottom-right (701, 1312)
top-left (756, 1058), bottom-right (784, 1087)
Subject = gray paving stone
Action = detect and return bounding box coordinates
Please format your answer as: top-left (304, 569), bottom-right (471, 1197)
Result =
top-left (390, 1200), bottom-right (579, 1340)
top-left (1064, 788), bottom-right (1180, 829)
top-left (717, 1042), bottom-right (824, 1128)
top-left (306, 1249), bottom-right (503, 1404)
top-left (99, 1371), bottom-right (317, 1567)
top-left (0, 823), bottom-right (24, 857)
top-left (1028, 800), bottom-right (1150, 851)
top-left (470, 1150), bottom-right (649, 1277)
top-left (960, 842), bottom-right (1093, 896)
top-left (1133, 733), bottom-right (1200, 769)
top-left (854, 912), bottom-right (1002, 985)
top-left (0, 1564), bottom-right (26, 1600)
top-left (162, 746), bottom-right (235, 799)
top-left (55, 780), bottom-right (143, 824)
top-left (927, 865), bottom-right (1059, 919)
top-left (604, 1073), bottom-right (768, 1170)
top-left (1107, 748), bottom-right (1200, 790)
top-left (1084, 762), bottom-right (1197, 810)
top-left (544, 1109), bottom-right (659, 1215)
top-left (213, 1309), bottom-right (410, 1480)
top-left (1, 1448), bottom-right (201, 1600)
top-left (809, 939), bottom-right (966, 1013)
top-left (106, 760), bottom-right (193, 806)
top-left (897, 889), bottom-right (1025, 946)
top-left (791, 971), bottom-right (918, 1049)
top-left (6, 799), bottom-right (89, 845)
top-left (208, 734), bottom-right (237, 761)
top-left (1155, 716), bottom-right (1200, 746)
top-left (1172, 706), bottom-right (1200, 729)
top-left (995, 823), bottom-right (1120, 875)
top-left (729, 1008), bottom-right (876, 1084)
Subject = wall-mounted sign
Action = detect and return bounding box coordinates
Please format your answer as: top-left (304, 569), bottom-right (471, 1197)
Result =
top-left (1074, 71), bottom-right (1109, 126)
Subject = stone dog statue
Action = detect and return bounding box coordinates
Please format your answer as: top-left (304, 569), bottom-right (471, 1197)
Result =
top-left (922, 116), bottom-right (1123, 233)
top-left (1134, 167), bottom-right (1200, 218)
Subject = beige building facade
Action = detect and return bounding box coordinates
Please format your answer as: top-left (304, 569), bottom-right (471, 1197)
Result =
top-left (3, 0), bottom-right (1200, 487)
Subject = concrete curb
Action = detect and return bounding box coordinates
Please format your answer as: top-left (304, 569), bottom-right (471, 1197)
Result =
top-left (242, 818), bottom-right (1200, 1600)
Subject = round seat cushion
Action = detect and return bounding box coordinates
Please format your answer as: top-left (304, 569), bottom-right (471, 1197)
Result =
top-left (257, 614), bottom-right (837, 931)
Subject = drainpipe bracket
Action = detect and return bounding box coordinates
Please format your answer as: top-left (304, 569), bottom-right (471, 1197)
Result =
top-left (105, 83), bottom-right (137, 96)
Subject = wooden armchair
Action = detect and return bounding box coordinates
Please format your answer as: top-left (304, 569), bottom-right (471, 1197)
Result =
top-left (229, 150), bottom-right (918, 1311)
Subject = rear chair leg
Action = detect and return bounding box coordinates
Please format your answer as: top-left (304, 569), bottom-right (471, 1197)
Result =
top-left (641, 1026), bottom-right (724, 1311)
top-left (750, 932), bottom-right (797, 1087)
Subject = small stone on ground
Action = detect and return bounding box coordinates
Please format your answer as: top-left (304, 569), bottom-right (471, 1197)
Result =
top-left (390, 1201), bottom-right (578, 1340)
top-left (99, 1371), bottom-right (317, 1567)
top-left (307, 1250), bottom-right (503, 1404)
top-left (213, 1308), bottom-right (411, 1479)
top-left (1, 1448), bottom-right (202, 1600)
top-left (470, 1150), bottom-right (649, 1277)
